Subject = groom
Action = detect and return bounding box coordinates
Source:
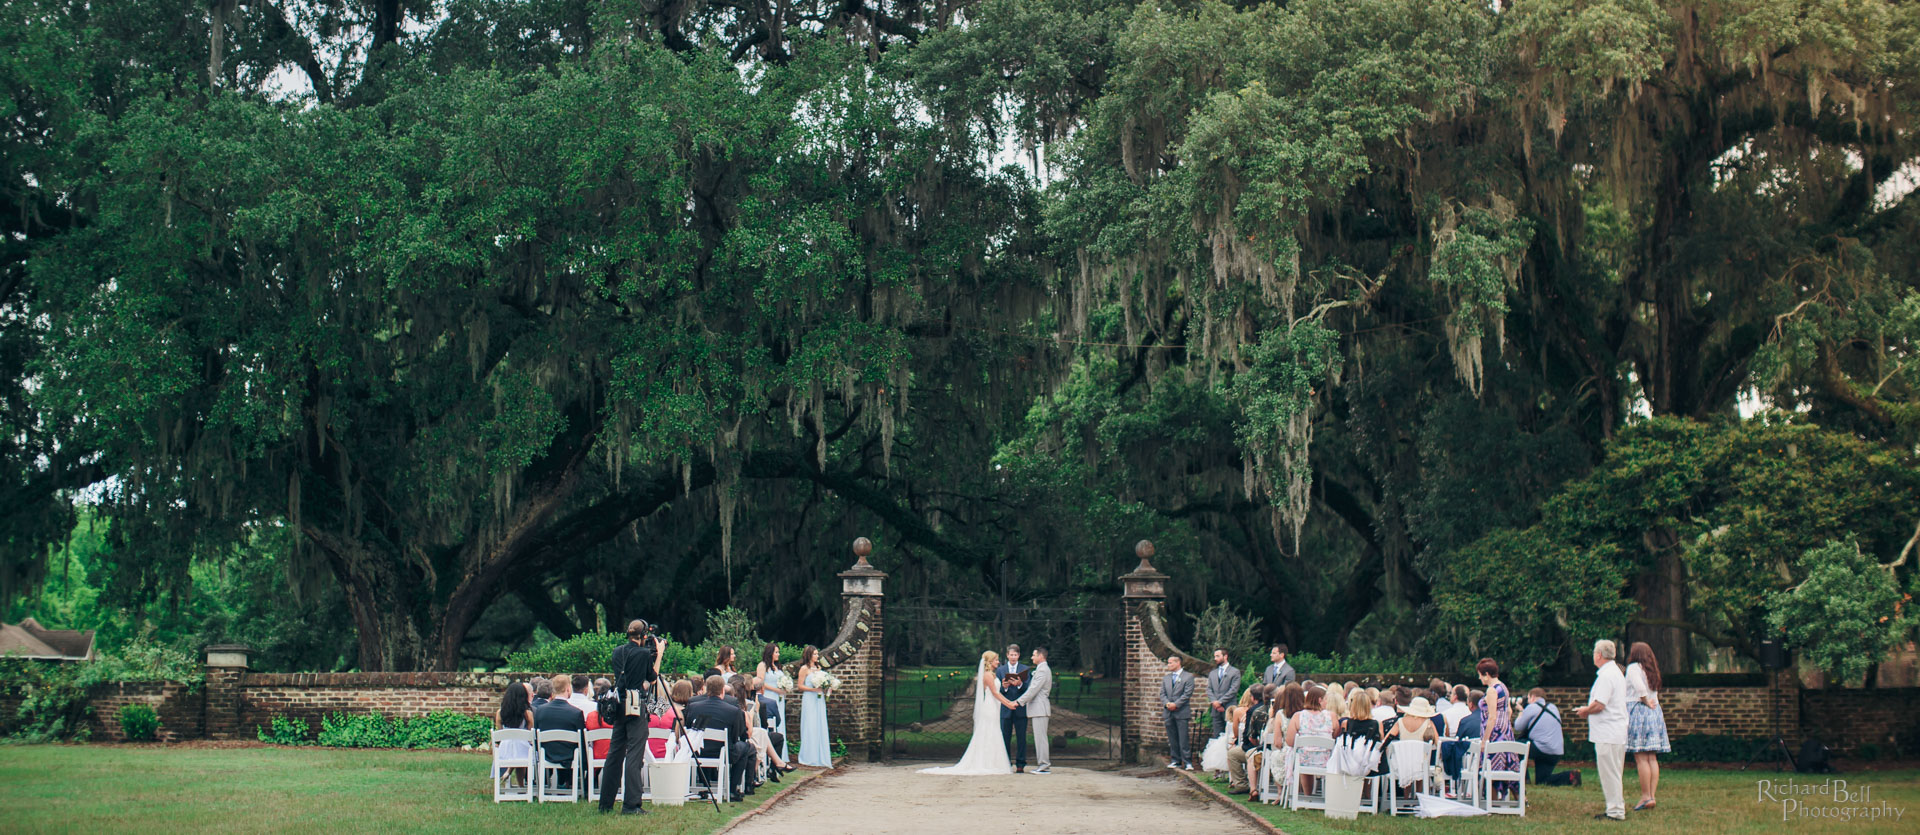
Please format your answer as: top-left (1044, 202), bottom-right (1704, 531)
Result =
top-left (1015, 647), bottom-right (1055, 774)
top-left (997, 644), bottom-right (1031, 773)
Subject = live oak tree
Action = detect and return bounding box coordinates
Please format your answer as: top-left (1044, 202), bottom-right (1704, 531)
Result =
top-left (5, 0), bottom-right (1918, 675)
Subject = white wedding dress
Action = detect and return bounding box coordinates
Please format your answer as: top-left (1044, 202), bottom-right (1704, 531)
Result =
top-left (918, 660), bottom-right (1012, 775)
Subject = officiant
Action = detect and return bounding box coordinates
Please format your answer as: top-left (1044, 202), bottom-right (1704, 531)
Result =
top-left (997, 644), bottom-right (1032, 773)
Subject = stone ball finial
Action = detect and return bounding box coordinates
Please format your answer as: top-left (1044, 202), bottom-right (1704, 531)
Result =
top-left (1135, 539), bottom-right (1155, 560)
top-left (853, 537), bottom-right (873, 560)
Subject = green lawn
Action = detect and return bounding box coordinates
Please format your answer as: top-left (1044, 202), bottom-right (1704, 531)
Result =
top-left (0, 744), bottom-right (818, 834)
top-left (885, 667), bottom-right (1123, 727)
top-left (1198, 766), bottom-right (1920, 834)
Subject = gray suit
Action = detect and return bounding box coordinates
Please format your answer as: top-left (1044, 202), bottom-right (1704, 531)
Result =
top-left (1160, 669), bottom-right (1195, 767)
top-left (1263, 660), bottom-right (1295, 687)
top-left (1207, 664), bottom-right (1242, 736)
top-left (1015, 662), bottom-right (1054, 769)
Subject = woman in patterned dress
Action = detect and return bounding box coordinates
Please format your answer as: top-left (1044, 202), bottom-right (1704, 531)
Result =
top-left (1477, 657), bottom-right (1519, 800)
top-left (1626, 642), bottom-right (1671, 810)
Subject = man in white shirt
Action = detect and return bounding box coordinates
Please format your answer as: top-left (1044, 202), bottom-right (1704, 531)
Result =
top-left (1575, 639), bottom-right (1630, 821)
top-left (564, 674), bottom-right (596, 716)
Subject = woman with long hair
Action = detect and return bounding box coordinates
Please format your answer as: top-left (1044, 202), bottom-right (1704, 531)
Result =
top-left (1286, 685), bottom-right (1335, 795)
top-left (707, 645), bottom-right (737, 679)
top-left (795, 646), bottom-right (832, 767)
top-left (1626, 642), bottom-right (1671, 810)
top-left (756, 643), bottom-right (789, 761)
top-left (494, 681), bottom-right (535, 788)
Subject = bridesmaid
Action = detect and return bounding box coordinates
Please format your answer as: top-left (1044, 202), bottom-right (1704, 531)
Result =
top-left (756, 643), bottom-right (790, 760)
top-left (796, 646), bottom-right (832, 767)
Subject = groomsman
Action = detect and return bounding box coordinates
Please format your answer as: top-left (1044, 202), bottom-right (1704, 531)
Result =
top-left (1161, 656), bottom-right (1195, 769)
top-left (1262, 644), bottom-right (1296, 687)
top-left (1207, 649), bottom-right (1242, 737)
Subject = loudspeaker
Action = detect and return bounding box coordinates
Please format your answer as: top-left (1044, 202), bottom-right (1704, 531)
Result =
top-left (1758, 639), bottom-right (1787, 670)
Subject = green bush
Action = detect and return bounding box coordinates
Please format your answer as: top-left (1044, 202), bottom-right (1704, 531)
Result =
top-left (504, 632), bottom-right (627, 675)
top-left (297, 711), bottom-right (491, 749)
top-left (256, 716), bottom-right (312, 746)
top-left (0, 659), bottom-right (90, 743)
top-left (1564, 734), bottom-right (1764, 764)
top-left (117, 704), bottom-right (160, 741)
top-left (503, 623), bottom-right (805, 684)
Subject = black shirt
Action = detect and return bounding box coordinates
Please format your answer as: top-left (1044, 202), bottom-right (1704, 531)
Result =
top-left (610, 639), bottom-right (659, 701)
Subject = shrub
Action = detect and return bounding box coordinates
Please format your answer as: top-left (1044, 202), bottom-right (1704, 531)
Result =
top-left (317, 712), bottom-right (401, 748)
top-left (504, 632), bottom-right (627, 675)
top-left (256, 716), bottom-right (312, 746)
top-left (117, 704), bottom-right (160, 741)
top-left (0, 659), bottom-right (90, 743)
top-left (397, 711), bottom-right (492, 749)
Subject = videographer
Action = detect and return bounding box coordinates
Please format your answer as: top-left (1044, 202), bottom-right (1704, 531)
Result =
top-left (599, 619), bottom-right (662, 815)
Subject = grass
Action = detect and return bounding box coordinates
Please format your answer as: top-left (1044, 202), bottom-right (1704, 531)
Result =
top-left (1198, 766), bottom-right (1920, 834)
top-left (0, 744), bottom-right (819, 834)
top-left (885, 666), bottom-right (1124, 727)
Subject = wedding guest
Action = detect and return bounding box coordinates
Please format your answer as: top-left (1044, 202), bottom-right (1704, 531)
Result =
top-left (1575, 639), bottom-right (1630, 822)
top-left (1441, 685), bottom-right (1471, 735)
top-left (1286, 685), bottom-right (1335, 795)
top-left (1271, 683), bottom-right (1305, 741)
top-left (1227, 685), bottom-right (1272, 794)
top-left (750, 676), bottom-right (795, 778)
top-left (494, 682), bottom-right (535, 789)
top-left (530, 677), bottom-right (552, 708)
top-left (683, 676), bottom-right (753, 802)
top-left (1386, 696), bottom-right (1440, 744)
top-left (1342, 690), bottom-right (1388, 777)
top-left (1322, 686), bottom-right (1348, 735)
top-left (1442, 690), bottom-right (1484, 783)
top-left (1516, 688), bottom-right (1576, 786)
top-left (584, 686), bottom-right (613, 762)
top-left (1478, 658), bottom-right (1520, 802)
top-left (755, 644), bottom-right (790, 759)
top-left (1220, 687), bottom-right (1256, 790)
top-left (1430, 679), bottom-right (1452, 711)
top-left (534, 677), bottom-right (588, 789)
top-left (1627, 642), bottom-right (1671, 810)
top-left (1263, 645), bottom-right (1296, 686)
top-left (566, 674), bottom-right (596, 716)
top-left (1343, 680), bottom-right (1358, 696)
top-left (796, 646), bottom-right (832, 767)
top-left (1208, 648), bottom-right (1243, 738)
top-left (1161, 655), bottom-right (1196, 769)
top-left (649, 680), bottom-right (692, 759)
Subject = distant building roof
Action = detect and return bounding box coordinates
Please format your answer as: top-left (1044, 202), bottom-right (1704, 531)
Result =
top-left (0, 618), bottom-right (96, 661)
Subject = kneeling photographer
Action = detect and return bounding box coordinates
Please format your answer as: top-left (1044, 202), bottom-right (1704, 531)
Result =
top-left (598, 619), bottom-right (662, 815)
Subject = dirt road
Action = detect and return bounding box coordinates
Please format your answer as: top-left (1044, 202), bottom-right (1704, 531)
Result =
top-left (726, 763), bottom-right (1253, 835)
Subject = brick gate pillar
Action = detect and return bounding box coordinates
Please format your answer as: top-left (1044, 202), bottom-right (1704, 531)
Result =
top-left (830, 537), bottom-right (886, 762)
top-left (1120, 540), bottom-right (1168, 764)
top-left (203, 644), bottom-right (252, 740)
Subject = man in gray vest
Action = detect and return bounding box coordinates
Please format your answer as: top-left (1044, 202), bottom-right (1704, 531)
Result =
top-left (1207, 648), bottom-right (1242, 738)
top-left (1160, 655), bottom-right (1195, 769)
top-left (1262, 644), bottom-right (1295, 687)
top-left (1015, 647), bottom-right (1056, 773)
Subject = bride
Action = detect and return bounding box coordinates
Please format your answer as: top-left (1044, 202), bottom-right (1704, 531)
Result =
top-left (919, 650), bottom-right (1019, 775)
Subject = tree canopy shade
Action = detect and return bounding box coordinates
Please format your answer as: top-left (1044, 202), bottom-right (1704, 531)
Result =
top-left (3, 0), bottom-right (1919, 676)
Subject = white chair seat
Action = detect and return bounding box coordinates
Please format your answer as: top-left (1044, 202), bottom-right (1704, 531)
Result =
top-left (490, 729), bottom-right (535, 803)
top-left (535, 728), bottom-right (584, 802)
top-left (1478, 741), bottom-right (1530, 816)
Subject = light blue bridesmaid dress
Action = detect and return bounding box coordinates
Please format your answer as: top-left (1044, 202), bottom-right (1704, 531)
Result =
top-left (798, 670), bottom-right (832, 767)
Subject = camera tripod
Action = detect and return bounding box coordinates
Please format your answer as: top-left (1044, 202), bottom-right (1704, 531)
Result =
top-left (1740, 675), bottom-right (1797, 772)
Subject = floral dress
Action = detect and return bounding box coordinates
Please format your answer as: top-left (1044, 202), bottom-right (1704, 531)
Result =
top-left (1484, 682), bottom-right (1519, 794)
top-left (1626, 663), bottom-right (1672, 754)
top-left (1295, 709), bottom-right (1335, 768)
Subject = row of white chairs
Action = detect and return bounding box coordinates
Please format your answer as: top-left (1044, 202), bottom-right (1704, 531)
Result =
top-left (491, 726), bottom-right (740, 804)
top-left (1255, 735), bottom-right (1530, 817)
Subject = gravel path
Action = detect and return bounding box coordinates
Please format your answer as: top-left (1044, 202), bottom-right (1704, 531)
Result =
top-left (726, 763), bottom-right (1250, 835)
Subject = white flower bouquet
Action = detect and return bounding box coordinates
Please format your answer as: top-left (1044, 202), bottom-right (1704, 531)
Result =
top-left (767, 669), bottom-right (795, 693)
top-left (816, 671), bottom-right (843, 699)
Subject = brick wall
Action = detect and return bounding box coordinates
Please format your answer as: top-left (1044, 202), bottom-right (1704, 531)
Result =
top-left (822, 598), bottom-right (883, 761)
top-left (87, 681), bottom-right (204, 742)
top-left (1123, 599), bottom-right (1212, 762)
top-left (1802, 686), bottom-right (1920, 755)
top-left (238, 671), bottom-right (530, 737)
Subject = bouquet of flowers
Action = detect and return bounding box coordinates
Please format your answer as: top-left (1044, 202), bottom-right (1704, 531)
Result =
top-left (816, 671), bottom-right (844, 699)
top-left (767, 669), bottom-right (795, 693)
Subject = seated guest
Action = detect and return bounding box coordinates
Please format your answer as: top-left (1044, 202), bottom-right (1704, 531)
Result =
top-left (565, 674), bottom-right (596, 715)
top-left (494, 681), bottom-right (535, 789)
top-left (1516, 687), bottom-right (1577, 786)
top-left (1286, 685), bottom-right (1336, 796)
top-left (530, 677), bottom-right (552, 708)
top-left (751, 676), bottom-right (795, 778)
top-left (1430, 679), bottom-right (1452, 711)
top-left (534, 677), bottom-right (587, 788)
top-left (1224, 686), bottom-right (1263, 792)
top-left (1441, 684), bottom-right (1471, 735)
top-left (683, 675), bottom-right (754, 802)
top-left (1441, 690), bottom-right (1486, 784)
top-left (584, 689), bottom-right (612, 762)
top-left (1269, 683), bottom-right (1305, 747)
top-left (1386, 697), bottom-right (1441, 744)
top-left (1342, 691), bottom-right (1388, 777)
top-left (650, 680), bottom-right (692, 759)
top-left (1322, 687), bottom-right (1348, 735)
top-left (1370, 687), bottom-right (1398, 724)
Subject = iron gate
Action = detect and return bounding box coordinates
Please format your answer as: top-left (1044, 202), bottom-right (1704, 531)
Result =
top-left (883, 603), bottom-right (1123, 763)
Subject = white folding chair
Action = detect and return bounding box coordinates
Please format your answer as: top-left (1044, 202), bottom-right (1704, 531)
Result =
top-left (535, 728), bottom-right (583, 802)
top-left (1289, 735), bottom-right (1335, 811)
top-left (1479, 740), bottom-right (1530, 815)
top-left (1452, 738), bottom-right (1484, 805)
top-left (491, 729), bottom-right (536, 803)
top-left (691, 727), bottom-right (732, 802)
top-left (585, 728), bottom-right (614, 800)
top-left (1255, 745), bottom-right (1287, 805)
top-left (1386, 739), bottom-right (1434, 815)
